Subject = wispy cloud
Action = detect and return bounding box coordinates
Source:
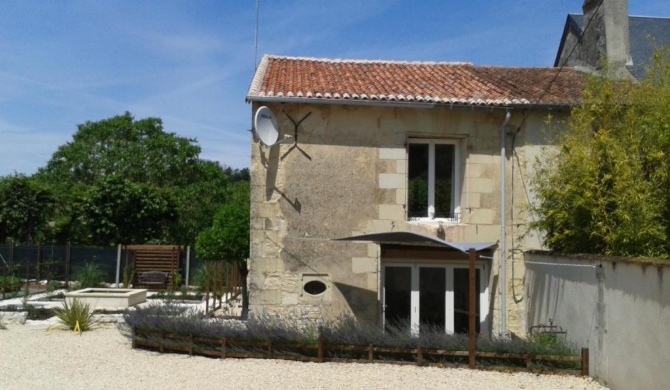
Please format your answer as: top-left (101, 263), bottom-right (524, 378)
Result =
top-left (0, 0), bottom-right (667, 175)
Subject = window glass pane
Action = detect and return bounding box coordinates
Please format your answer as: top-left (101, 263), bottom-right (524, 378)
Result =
top-left (419, 267), bottom-right (446, 332)
top-left (434, 144), bottom-right (454, 218)
top-left (408, 143), bottom-right (428, 218)
top-left (384, 266), bottom-right (412, 330)
top-left (453, 268), bottom-right (481, 334)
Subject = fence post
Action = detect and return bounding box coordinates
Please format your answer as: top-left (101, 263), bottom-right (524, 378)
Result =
top-left (25, 261), bottom-right (30, 291)
top-left (220, 338), bottom-right (228, 359)
top-left (36, 243), bottom-right (41, 281)
top-left (468, 248), bottom-right (477, 369)
top-left (65, 242), bottom-right (71, 288)
top-left (317, 326), bottom-right (324, 363)
top-left (2, 265), bottom-right (6, 300)
top-left (9, 239), bottom-right (14, 268)
top-left (581, 348), bottom-right (589, 376)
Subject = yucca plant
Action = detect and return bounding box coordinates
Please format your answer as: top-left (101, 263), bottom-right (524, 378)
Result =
top-left (55, 298), bottom-right (95, 332)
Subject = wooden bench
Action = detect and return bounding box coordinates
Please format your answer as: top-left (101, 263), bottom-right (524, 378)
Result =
top-left (136, 271), bottom-right (169, 290)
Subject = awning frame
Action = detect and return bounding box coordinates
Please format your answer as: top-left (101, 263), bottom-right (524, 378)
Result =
top-left (334, 231), bottom-right (497, 253)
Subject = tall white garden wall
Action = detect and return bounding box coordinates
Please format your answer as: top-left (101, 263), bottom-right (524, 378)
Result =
top-left (525, 251), bottom-right (670, 390)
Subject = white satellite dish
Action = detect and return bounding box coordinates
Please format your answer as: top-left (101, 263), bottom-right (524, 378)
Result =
top-left (253, 106), bottom-right (280, 146)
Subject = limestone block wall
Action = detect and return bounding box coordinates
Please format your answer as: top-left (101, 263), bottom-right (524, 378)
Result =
top-left (248, 101), bottom-right (568, 335)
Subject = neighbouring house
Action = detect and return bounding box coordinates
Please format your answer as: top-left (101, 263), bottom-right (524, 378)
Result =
top-left (245, 57), bottom-right (584, 336)
top-left (555, 0), bottom-right (670, 80)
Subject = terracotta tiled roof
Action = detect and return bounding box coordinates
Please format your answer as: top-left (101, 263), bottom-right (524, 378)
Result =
top-left (247, 55), bottom-right (585, 107)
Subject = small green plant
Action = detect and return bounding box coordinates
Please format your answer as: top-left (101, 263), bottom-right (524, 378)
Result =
top-left (169, 272), bottom-right (183, 292)
top-left (47, 280), bottom-right (62, 293)
top-left (122, 266), bottom-right (135, 288)
top-left (55, 298), bottom-right (95, 332)
top-left (0, 316), bottom-right (6, 330)
top-left (26, 306), bottom-right (56, 320)
top-left (22, 281), bottom-right (31, 307)
top-left (75, 263), bottom-right (105, 289)
top-left (0, 275), bottom-right (22, 293)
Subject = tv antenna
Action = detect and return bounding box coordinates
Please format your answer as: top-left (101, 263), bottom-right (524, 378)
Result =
top-left (281, 111), bottom-right (312, 160)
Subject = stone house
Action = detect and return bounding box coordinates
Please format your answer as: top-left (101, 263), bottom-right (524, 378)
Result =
top-left (245, 57), bottom-right (584, 336)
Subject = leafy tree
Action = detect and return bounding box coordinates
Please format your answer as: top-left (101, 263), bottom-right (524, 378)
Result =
top-left (71, 176), bottom-right (177, 246)
top-left (531, 48), bottom-right (670, 258)
top-left (196, 181), bottom-right (250, 317)
top-left (34, 112), bottom-right (234, 245)
top-left (170, 160), bottom-right (230, 245)
top-left (0, 174), bottom-right (56, 243)
top-left (225, 167), bottom-right (250, 182)
top-left (37, 112), bottom-right (201, 188)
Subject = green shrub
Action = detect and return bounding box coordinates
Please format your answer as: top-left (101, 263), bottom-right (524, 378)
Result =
top-left (26, 306), bottom-right (56, 320)
top-left (75, 263), bottom-right (105, 289)
top-left (55, 298), bottom-right (95, 332)
top-left (0, 275), bottom-right (22, 293)
top-left (46, 280), bottom-right (62, 293)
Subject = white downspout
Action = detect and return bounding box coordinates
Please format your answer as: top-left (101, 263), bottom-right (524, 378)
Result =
top-left (500, 110), bottom-right (512, 337)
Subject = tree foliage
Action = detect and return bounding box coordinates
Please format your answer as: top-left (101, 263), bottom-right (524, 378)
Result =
top-left (70, 176), bottom-right (177, 246)
top-left (196, 181), bottom-right (250, 317)
top-left (0, 174), bottom-right (56, 244)
top-left (195, 181), bottom-right (250, 263)
top-left (531, 48), bottom-right (670, 258)
top-left (37, 112), bottom-right (201, 187)
top-left (25, 112), bottom-right (243, 246)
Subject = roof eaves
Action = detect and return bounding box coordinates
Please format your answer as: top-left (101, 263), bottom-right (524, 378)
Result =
top-left (245, 95), bottom-right (575, 111)
top-left (247, 55), bottom-right (270, 101)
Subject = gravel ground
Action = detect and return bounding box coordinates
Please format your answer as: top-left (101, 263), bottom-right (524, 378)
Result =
top-left (0, 324), bottom-right (607, 390)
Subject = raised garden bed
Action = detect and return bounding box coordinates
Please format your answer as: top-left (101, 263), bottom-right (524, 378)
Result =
top-left (65, 288), bottom-right (147, 310)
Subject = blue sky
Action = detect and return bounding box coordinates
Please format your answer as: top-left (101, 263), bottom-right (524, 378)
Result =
top-left (1, 0), bottom-right (667, 175)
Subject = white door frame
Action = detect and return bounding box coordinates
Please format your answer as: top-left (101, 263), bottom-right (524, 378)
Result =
top-left (382, 262), bottom-right (489, 336)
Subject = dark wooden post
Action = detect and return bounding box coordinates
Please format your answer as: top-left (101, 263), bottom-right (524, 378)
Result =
top-left (65, 242), bottom-right (71, 288)
top-left (2, 264), bottom-right (7, 300)
top-left (8, 239), bottom-right (14, 268)
top-left (581, 348), bottom-right (589, 376)
top-left (204, 261), bottom-right (210, 314)
top-left (36, 244), bottom-right (41, 282)
top-left (468, 248), bottom-right (477, 369)
top-left (317, 336), bottom-right (324, 363)
top-left (25, 261), bottom-right (30, 291)
top-left (124, 246), bottom-right (130, 287)
top-left (220, 338), bottom-right (228, 359)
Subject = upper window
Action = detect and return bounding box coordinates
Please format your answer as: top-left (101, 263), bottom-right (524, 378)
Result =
top-left (407, 139), bottom-right (460, 221)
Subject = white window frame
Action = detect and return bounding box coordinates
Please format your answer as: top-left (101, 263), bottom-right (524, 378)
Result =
top-left (407, 139), bottom-right (461, 222)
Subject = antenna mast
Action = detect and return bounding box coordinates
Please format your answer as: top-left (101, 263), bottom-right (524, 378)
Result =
top-left (254, 0), bottom-right (260, 70)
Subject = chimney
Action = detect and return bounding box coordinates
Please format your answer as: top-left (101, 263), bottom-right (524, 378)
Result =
top-left (581, 0), bottom-right (632, 75)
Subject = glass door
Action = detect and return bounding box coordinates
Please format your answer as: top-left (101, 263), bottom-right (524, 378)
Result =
top-left (383, 264), bottom-right (487, 336)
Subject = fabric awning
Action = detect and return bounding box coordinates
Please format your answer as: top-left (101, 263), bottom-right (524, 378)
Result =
top-left (334, 231), bottom-right (496, 253)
